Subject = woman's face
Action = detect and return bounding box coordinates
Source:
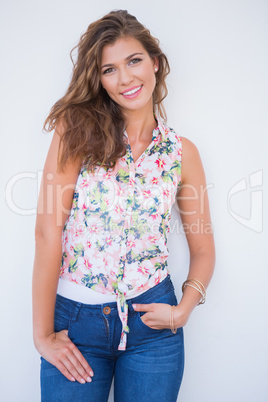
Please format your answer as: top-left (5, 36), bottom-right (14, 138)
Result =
top-left (100, 36), bottom-right (158, 115)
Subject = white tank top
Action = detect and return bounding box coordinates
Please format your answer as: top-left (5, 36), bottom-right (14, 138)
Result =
top-left (57, 277), bottom-right (148, 304)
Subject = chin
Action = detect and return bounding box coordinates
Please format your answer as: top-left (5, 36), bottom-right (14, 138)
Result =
top-left (121, 98), bottom-right (152, 111)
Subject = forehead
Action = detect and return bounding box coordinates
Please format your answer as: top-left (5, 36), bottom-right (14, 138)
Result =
top-left (101, 37), bottom-right (147, 63)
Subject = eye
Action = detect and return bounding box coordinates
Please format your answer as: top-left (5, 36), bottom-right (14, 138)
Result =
top-left (102, 58), bottom-right (142, 75)
top-left (103, 67), bottom-right (114, 75)
top-left (129, 58), bottom-right (142, 65)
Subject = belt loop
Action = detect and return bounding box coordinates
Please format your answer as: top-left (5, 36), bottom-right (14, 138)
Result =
top-left (70, 302), bottom-right (82, 322)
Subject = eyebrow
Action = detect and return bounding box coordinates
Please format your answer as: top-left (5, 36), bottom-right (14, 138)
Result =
top-left (100, 52), bottom-right (144, 69)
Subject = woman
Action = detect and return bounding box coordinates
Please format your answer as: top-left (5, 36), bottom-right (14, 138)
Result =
top-left (32, 9), bottom-right (215, 402)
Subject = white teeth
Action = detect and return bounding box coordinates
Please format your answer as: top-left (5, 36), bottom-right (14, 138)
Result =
top-left (123, 85), bottom-right (142, 96)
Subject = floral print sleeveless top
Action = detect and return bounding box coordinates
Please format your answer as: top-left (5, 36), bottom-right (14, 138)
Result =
top-left (59, 114), bottom-right (182, 350)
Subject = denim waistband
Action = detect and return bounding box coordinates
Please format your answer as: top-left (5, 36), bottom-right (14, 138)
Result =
top-left (55, 274), bottom-right (174, 316)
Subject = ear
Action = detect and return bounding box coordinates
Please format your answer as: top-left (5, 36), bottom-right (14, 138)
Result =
top-left (153, 57), bottom-right (159, 72)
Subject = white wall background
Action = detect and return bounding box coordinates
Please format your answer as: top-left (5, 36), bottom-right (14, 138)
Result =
top-left (1, 0), bottom-right (267, 401)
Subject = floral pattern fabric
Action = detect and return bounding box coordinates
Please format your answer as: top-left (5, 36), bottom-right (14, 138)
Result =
top-left (59, 114), bottom-right (182, 350)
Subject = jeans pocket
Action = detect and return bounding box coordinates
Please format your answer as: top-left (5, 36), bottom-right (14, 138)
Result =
top-left (54, 300), bottom-right (73, 337)
top-left (135, 289), bottom-right (178, 331)
top-left (137, 311), bottom-right (164, 331)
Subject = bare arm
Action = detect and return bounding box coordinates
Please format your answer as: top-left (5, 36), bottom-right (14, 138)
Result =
top-left (32, 122), bottom-right (93, 383)
top-left (131, 136), bottom-right (215, 331)
top-left (174, 137), bottom-right (216, 325)
top-left (32, 121), bottom-right (81, 344)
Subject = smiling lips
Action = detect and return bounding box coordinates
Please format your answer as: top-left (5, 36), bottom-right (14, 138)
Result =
top-left (121, 85), bottom-right (143, 99)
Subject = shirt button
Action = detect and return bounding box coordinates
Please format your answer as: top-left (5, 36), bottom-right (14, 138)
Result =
top-left (103, 306), bottom-right (111, 315)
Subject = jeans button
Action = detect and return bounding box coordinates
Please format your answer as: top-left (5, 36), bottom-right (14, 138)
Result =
top-left (103, 306), bottom-right (111, 315)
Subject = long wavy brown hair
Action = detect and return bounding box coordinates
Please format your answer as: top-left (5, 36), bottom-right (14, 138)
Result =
top-left (43, 9), bottom-right (170, 173)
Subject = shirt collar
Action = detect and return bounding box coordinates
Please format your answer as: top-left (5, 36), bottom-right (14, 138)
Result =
top-left (123, 112), bottom-right (167, 143)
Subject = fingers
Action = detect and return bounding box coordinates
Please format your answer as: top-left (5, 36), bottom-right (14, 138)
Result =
top-left (54, 340), bottom-right (94, 383)
top-left (69, 343), bottom-right (94, 382)
top-left (39, 330), bottom-right (95, 383)
top-left (133, 303), bottom-right (154, 311)
top-left (60, 353), bottom-right (92, 384)
top-left (56, 359), bottom-right (77, 382)
top-left (140, 303), bottom-right (170, 329)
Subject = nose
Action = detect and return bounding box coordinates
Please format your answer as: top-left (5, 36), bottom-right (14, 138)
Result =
top-left (118, 67), bottom-right (133, 86)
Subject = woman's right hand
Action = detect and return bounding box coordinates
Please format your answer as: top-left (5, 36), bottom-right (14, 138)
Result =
top-left (37, 329), bottom-right (94, 384)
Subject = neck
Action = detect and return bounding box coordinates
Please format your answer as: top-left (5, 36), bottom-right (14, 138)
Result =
top-left (123, 104), bottom-right (158, 143)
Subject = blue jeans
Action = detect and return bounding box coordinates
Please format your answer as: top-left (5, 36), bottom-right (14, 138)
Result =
top-left (40, 274), bottom-right (185, 401)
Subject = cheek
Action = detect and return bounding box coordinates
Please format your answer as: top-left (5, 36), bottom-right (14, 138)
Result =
top-left (142, 66), bottom-right (156, 83)
top-left (144, 71), bottom-right (156, 90)
top-left (101, 78), bottom-right (117, 97)
top-left (100, 76), bottom-right (111, 90)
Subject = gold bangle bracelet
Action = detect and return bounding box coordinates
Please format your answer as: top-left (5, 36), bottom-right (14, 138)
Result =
top-left (183, 283), bottom-right (204, 303)
top-left (182, 279), bottom-right (206, 295)
top-left (182, 279), bottom-right (206, 305)
top-left (187, 278), bottom-right (206, 295)
top-left (182, 279), bottom-right (206, 294)
top-left (185, 279), bottom-right (206, 300)
top-left (170, 305), bottom-right (177, 334)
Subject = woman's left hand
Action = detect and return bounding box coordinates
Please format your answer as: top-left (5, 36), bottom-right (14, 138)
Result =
top-left (132, 302), bottom-right (189, 330)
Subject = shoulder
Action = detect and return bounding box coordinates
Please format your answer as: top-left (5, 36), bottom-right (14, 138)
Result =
top-left (166, 127), bottom-right (200, 160)
top-left (179, 136), bottom-right (204, 185)
top-left (180, 136), bottom-right (200, 158)
top-left (43, 118), bottom-right (82, 182)
top-left (164, 126), bottom-right (202, 170)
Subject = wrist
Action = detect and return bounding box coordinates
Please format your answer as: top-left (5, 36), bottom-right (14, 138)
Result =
top-left (33, 330), bottom-right (55, 349)
top-left (173, 303), bottom-right (191, 328)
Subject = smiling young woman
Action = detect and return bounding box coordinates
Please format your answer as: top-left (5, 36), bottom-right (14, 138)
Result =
top-left (100, 37), bottom-right (158, 115)
top-left (32, 9), bottom-right (215, 402)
